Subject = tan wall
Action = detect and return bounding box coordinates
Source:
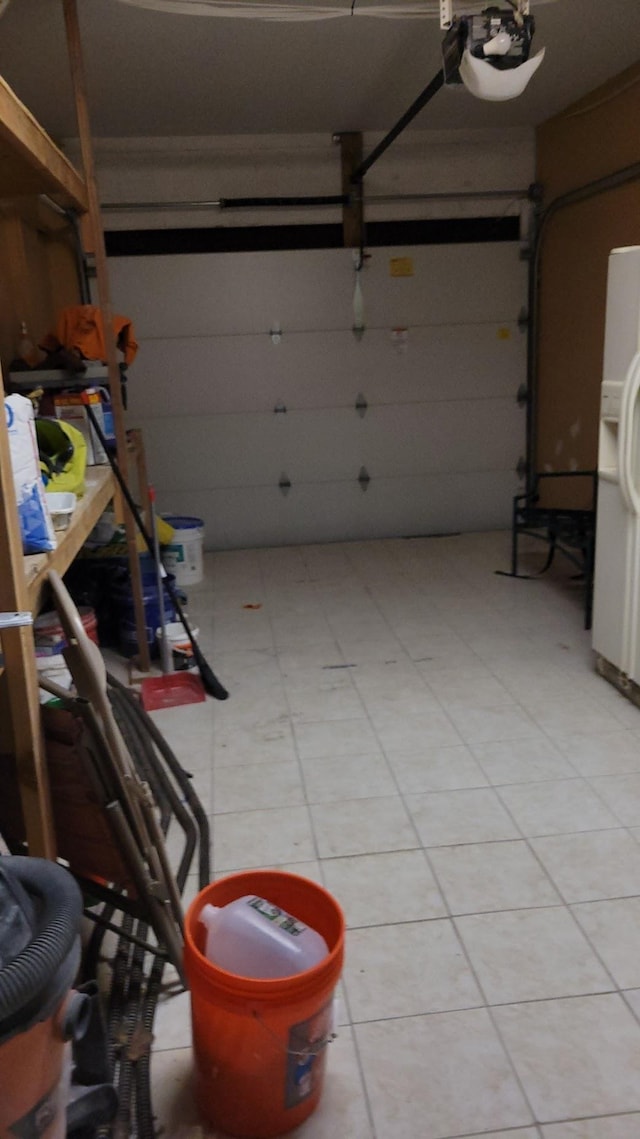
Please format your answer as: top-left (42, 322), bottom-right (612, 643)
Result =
top-left (535, 62), bottom-right (640, 504)
top-left (0, 204), bottom-right (80, 377)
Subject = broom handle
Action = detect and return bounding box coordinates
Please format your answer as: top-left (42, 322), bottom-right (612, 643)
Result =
top-left (150, 486), bottom-right (172, 675)
top-left (83, 399), bottom-right (229, 700)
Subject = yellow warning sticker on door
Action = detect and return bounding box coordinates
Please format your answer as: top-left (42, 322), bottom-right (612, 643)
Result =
top-left (390, 257), bottom-right (414, 277)
top-left (497, 328), bottom-right (511, 340)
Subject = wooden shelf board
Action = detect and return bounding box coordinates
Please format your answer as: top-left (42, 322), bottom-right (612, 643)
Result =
top-left (24, 466), bottom-right (114, 613)
top-left (0, 75), bottom-right (88, 211)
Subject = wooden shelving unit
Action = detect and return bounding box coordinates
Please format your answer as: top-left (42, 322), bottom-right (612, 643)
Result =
top-left (0, 75), bottom-right (88, 208)
top-left (0, 0), bottom-right (149, 858)
top-left (24, 467), bottom-right (114, 613)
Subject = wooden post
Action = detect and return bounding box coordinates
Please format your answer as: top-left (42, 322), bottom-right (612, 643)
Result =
top-left (62, 0), bottom-right (150, 672)
top-left (338, 132), bottom-right (364, 250)
top-left (128, 428), bottom-right (151, 533)
top-left (0, 386), bottom-right (56, 857)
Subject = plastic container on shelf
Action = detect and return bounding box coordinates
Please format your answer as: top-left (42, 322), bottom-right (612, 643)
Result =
top-left (199, 895), bottom-right (329, 980)
top-left (162, 515), bottom-right (204, 586)
top-left (34, 607), bottom-right (98, 657)
top-left (111, 574), bottom-right (177, 658)
top-left (156, 621), bottom-right (199, 670)
top-left (45, 492), bottom-right (76, 531)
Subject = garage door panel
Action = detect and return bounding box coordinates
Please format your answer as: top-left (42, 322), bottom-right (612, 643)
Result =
top-left (111, 244), bottom-right (526, 341)
top-left (365, 243), bottom-right (527, 327)
top-left (358, 402), bottom-right (523, 476)
top-left (111, 250), bottom-right (355, 338)
top-left (142, 400), bottom-right (522, 492)
top-left (109, 242), bottom-right (526, 548)
top-left (126, 323), bottom-right (524, 420)
top-left (159, 470), bottom-right (518, 551)
top-left (142, 414), bottom-right (286, 491)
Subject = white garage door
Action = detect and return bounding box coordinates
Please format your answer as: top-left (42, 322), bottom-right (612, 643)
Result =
top-left (109, 242), bottom-right (526, 550)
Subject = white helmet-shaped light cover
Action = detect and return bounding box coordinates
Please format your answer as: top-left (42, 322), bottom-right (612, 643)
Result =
top-left (459, 44), bottom-right (545, 100)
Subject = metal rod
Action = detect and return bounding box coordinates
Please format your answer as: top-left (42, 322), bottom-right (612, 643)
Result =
top-left (351, 67), bottom-right (446, 184)
top-left (219, 194), bottom-right (349, 210)
top-left (100, 188), bottom-right (528, 213)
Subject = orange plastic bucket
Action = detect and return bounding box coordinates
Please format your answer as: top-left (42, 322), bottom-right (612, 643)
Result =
top-left (184, 870), bottom-right (345, 1139)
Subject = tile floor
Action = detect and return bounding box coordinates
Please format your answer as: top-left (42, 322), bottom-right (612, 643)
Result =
top-left (148, 530), bottom-right (640, 1139)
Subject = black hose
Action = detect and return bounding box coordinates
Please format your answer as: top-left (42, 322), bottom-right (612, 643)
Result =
top-left (108, 673), bottom-right (211, 889)
top-left (0, 857), bottom-right (83, 1037)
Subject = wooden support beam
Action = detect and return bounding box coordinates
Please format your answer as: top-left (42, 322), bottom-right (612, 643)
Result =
top-left (0, 75), bottom-right (88, 210)
top-left (337, 132), bottom-right (364, 250)
top-left (62, 0), bottom-right (150, 672)
top-left (0, 381), bottom-right (56, 858)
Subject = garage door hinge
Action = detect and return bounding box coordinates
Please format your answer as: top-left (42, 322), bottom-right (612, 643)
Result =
top-left (355, 393), bottom-right (368, 418)
top-left (517, 307), bottom-right (529, 330)
top-left (274, 401), bottom-right (287, 415)
top-left (358, 465), bottom-right (371, 491)
top-left (516, 384), bottom-right (528, 407)
top-left (279, 472), bottom-right (292, 496)
top-left (516, 456), bottom-right (528, 480)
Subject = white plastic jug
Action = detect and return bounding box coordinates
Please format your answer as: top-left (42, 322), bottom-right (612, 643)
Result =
top-left (199, 895), bottom-right (329, 979)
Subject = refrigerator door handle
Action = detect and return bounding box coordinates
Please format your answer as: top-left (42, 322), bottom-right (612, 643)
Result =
top-left (619, 352), bottom-right (640, 516)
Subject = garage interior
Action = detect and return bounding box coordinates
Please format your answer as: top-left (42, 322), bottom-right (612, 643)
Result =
top-left (1, 2), bottom-right (640, 1137)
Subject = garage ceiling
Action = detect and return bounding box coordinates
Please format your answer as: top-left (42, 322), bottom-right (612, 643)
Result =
top-left (0, 0), bottom-right (638, 141)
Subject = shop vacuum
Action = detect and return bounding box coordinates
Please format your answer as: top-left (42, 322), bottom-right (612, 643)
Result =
top-left (0, 856), bottom-right (117, 1138)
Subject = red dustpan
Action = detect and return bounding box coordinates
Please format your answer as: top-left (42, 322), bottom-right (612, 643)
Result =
top-left (140, 487), bottom-right (206, 712)
top-left (141, 671), bottom-right (206, 711)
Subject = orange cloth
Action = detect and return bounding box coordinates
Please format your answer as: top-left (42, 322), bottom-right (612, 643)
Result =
top-left (44, 305), bottom-right (139, 366)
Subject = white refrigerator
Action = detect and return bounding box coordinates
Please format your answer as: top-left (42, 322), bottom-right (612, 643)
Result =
top-left (592, 245), bottom-right (640, 690)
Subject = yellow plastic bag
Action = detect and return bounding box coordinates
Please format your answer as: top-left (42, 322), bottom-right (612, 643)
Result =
top-left (36, 417), bottom-right (87, 497)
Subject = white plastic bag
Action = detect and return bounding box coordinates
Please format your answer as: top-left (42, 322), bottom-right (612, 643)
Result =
top-left (4, 394), bottom-right (55, 554)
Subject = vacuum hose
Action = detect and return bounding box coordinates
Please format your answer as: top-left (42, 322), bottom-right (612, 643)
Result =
top-left (0, 857), bottom-right (83, 1039)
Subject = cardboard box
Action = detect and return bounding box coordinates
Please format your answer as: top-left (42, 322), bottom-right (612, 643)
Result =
top-left (53, 390), bottom-right (110, 465)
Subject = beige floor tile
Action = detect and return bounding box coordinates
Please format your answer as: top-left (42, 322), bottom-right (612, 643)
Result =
top-left (457, 1133), bottom-right (539, 1139)
top-left (149, 1047), bottom-right (202, 1135)
top-left (387, 744), bottom-right (488, 794)
top-left (572, 898), bottom-right (640, 989)
top-left (494, 994), bottom-right (640, 1121)
top-left (212, 760), bottom-right (305, 813)
top-left (406, 787), bottom-right (519, 847)
top-left (344, 919), bottom-right (483, 1021)
top-left (471, 736), bottom-right (577, 785)
top-left (213, 805), bottom-right (315, 870)
top-left (367, 707), bottom-right (462, 751)
top-left (542, 1118), bottom-right (640, 1138)
top-left (153, 986), bottom-right (193, 1052)
top-left (531, 830), bottom-right (640, 902)
top-left (283, 670), bottom-right (364, 724)
top-left (457, 907), bottom-right (612, 1004)
top-left (523, 697), bottom-right (624, 738)
top-left (429, 839), bottom-right (560, 915)
top-left (214, 717), bottom-right (297, 766)
top-left (555, 731), bottom-right (640, 777)
top-left (589, 773), bottom-right (640, 827)
top-left (149, 534), bottom-right (640, 1136)
top-left (496, 779), bottom-right (619, 837)
top-left (301, 752), bottom-right (397, 803)
top-left (422, 665), bottom-right (514, 704)
top-left (293, 718), bottom-right (380, 760)
top-left (310, 796), bottom-right (416, 858)
top-left (356, 1008), bottom-right (533, 1138)
top-left (444, 703), bottom-right (540, 745)
top-left (321, 849), bottom-right (445, 927)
